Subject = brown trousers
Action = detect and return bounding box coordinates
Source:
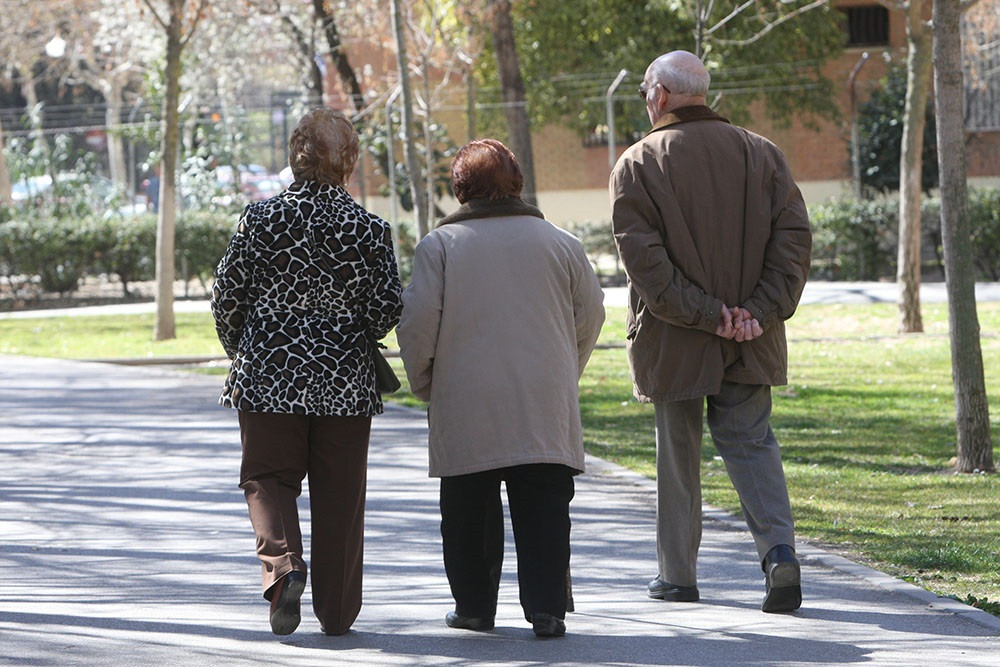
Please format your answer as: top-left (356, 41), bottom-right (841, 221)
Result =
top-left (238, 410), bottom-right (371, 635)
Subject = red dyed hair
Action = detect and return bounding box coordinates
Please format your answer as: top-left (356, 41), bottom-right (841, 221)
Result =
top-left (450, 139), bottom-right (523, 203)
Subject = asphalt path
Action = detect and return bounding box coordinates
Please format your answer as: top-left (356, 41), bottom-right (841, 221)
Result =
top-left (1, 355), bottom-right (998, 666)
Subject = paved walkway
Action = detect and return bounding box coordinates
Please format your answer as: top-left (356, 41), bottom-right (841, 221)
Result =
top-left (1, 355), bottom-right (998, 666)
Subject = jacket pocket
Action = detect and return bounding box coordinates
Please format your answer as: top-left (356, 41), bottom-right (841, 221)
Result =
top-left (625, 288), bottom-right (643, 341)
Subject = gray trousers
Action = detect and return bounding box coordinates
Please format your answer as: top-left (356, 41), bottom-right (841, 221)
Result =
top-left (654, 381), bottom-right (795, 586)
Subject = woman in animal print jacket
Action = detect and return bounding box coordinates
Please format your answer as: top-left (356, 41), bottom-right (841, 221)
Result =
top-left (211, 107), bottom-right (402, 637)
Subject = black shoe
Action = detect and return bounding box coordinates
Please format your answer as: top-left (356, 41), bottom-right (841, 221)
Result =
top-left (269, 570), bottom-right (306, 635)
top-left (530, 612), bottom-right (566, 638)
top-left (320, 623), bottom-right (351, 636)
top-left (761, 544), bottom-right (802, 613)
top-left (647, 576), bottom-right (700, 601)
top-left (445, 611), bottom-right (494, 631)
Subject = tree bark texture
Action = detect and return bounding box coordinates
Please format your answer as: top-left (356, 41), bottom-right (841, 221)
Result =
top-left (105, 80), bottom-right (127, 190)
top-left (278, 11), bottom-right (324, 104)
top-left (896, 3), bottom-right (931, 334)
top-left (155, 0), bottom-right (184, 341)
top-left (488, 0), bottom-right (537, 206)
top-left (391, 0), bottom-right (430, 239)
top-left (312, 0), bottom-right (364, 112)
top-left (0, 121), bottom-right (11, 204)
top-left (933, 0), bottom-right (994, 472)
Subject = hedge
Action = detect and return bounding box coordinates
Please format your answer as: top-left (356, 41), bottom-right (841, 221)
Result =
top-left (808, 189), bottom-right (1000, 281)
top-left (2, 187), bottom-right (998, 301)
top-left (0, 212), bottom-right (236, 301)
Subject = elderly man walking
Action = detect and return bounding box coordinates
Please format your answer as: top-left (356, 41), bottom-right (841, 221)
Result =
top-left (609, 50), bottom-right (812, 613)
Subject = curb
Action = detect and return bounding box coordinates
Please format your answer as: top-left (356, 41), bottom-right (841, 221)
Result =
top-left (583, 454), bottom-right (1000, 634)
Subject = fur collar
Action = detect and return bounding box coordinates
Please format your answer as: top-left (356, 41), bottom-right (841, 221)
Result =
top-left (436, 196), bottom-right (545, 227)
top-left (648, 105), bottom-right (731, 135)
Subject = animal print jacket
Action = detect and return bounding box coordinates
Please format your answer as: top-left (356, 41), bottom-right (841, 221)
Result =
top-left (211, 180), bottom-right (402, 416)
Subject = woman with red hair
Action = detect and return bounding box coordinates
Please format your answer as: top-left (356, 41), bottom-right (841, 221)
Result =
top-left (398, 139), bottom-right (605, 638)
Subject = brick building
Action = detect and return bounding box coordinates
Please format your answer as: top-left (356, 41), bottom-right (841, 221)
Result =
top-left (338, 1), bottom-right (999, 227)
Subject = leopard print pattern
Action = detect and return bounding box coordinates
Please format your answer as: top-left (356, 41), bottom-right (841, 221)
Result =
top-left (211, 180), bottom-right (402, 416)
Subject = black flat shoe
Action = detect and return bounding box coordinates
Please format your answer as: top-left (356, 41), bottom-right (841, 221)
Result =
top-left (761, 544), bottom-right (802, 613)
top-left (269, 570), bottom-right (306, 635)
top-left (647, 576), bottom-right (700, 601)
top-left (445, 611), bottom-right (494, 631)
top-left (530, 612), bottom-right (566, 638)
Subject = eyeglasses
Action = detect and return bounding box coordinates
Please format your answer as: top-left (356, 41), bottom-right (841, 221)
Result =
top-left (638, 82), bottom-right (669, 101)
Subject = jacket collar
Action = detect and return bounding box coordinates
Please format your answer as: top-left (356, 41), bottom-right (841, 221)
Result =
top-left (647, 105), bottom-right (730, 135)
top-left (283, 180), bottom-right (346, 201)
top-left (437, 196), bottom-right (545, 227)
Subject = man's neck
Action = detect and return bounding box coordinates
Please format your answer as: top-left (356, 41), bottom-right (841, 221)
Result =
top-left (664, 97), bottom-right (707, 114)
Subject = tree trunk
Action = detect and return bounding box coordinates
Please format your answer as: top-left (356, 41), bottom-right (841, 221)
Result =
top-left (312, 0), bottom-right (364, 112)
top-left (155, 0), bottom-right (184, 341)
top-left (933, 0), bottom-right (994, 473)
top-left (275, 10), bottom-right (324, 102)
top-left (693, 0), bottom-right (708, 58)
top-left (106, 80), bottom-right (128, 191)
top-left (391, 0), bottom-right (430, 239)
top-left (488, 0), bottom-right (537, 206)
top-left (466, 68), bottom-right (477, 142)
top-left (896, 3), bottom-right (932, 334)
top-left (0, 121), bottom-right (11, 205)
top-left (20, 77), bottom-right (51, 169)
top-left (422, 72), bottom-right (436, 228)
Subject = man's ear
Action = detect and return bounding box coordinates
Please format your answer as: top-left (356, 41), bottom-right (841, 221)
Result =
top-left (655, 87), bottom-right (669, 112)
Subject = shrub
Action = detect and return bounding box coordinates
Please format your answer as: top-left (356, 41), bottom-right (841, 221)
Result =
top-left (809, 194), bottom-right (958, 281)
top-left (92, 214), bottom-right (158, 296)
top-left (560, 220), bottom-right (623, 285)
top-left (0, 216), bottom-right (97, 296)
top-left (969, 187), bottom-right (1000, 281)
top-left (176, 211), bottom-right (237, 292)
top-left (808, 196), bottom-right (899, 280)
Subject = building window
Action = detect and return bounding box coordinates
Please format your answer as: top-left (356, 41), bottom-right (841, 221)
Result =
top-left (842, 5), bottom-right (890, 46)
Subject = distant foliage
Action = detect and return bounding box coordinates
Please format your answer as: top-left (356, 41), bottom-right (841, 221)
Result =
top-left (855, 63), bottom-right (939, 195)
top-left (969, 187), bottom-right (1000, 280)
top-left (808, 189), bottom-right (1000, 281)
top-left (0, 212), bottom-right (235, 302)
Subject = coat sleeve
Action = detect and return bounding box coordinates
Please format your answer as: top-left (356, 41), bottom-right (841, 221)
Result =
top-left (740, 149), bottom-right (812, 330)
top-left (396, 234), bottom-right (445, 402)
top-left (359, 219), bottom-right (403, 340)
top-left (610, 158), bottom-right (723, 334)
top-left (571, 241), bottom-right (606, 378)
top-left (210, 207), bottom-right (254, 360)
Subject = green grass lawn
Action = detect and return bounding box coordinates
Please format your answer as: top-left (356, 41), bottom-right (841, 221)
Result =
top-left (2, 301), bottom-right (998, 614)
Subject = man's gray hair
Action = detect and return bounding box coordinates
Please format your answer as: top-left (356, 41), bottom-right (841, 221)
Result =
top-left (649, 57), bottom-right (710, 96)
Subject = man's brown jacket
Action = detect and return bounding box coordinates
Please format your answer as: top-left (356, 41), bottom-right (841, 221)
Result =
top-left (610, 105), bottom-right (812, 402)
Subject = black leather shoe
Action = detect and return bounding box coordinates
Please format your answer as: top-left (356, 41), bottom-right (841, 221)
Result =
top-left (530, 612), bottom-right (566, 638)
top-left (445, 611), bottom-right (494, 631)
top-left (761, 544), bottom-right (802, 613)
top-left (647, 576), bottom-right (700, 601)
top-left (269, 570), bottom-right (306, 635)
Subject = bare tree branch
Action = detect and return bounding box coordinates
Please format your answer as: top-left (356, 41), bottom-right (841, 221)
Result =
top-left (714, 0), bottom-right (830, 47)
top-left (141, 0), bottom-right (168, 30)
top-left (704, 0), bottom-right (756, 37)
top-left (178, 0), bottom-right (209, 48)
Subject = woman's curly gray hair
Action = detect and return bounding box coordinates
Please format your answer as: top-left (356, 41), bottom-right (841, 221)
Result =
top-left (288, 107), bottom-right (359, 186)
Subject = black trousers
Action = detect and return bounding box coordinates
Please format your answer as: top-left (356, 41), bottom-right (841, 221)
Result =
top-left (439, 463), bottom-right (575, 622)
